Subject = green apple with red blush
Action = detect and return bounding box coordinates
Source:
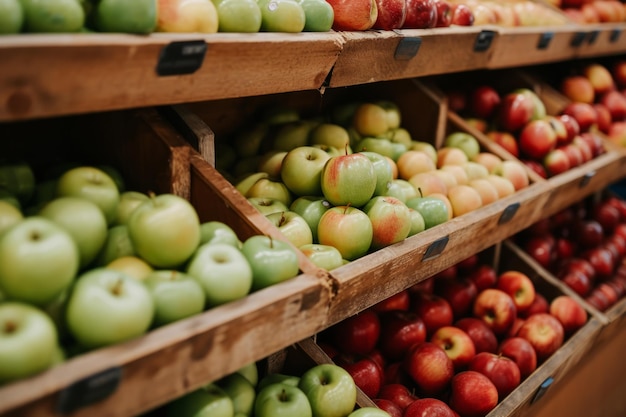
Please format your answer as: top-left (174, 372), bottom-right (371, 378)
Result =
top-left (321, 152), bottom-right (377, 208)
top-left (241, 235), bottom-right (300, 291)
top-left (317, 206), bottom-right (373, 261)
top-left (363, 196), bottom-right (411, 250)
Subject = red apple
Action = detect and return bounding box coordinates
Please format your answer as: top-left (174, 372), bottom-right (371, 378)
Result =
top-left (411, 292), bottom-right (454, 336)
top-left (498, 336), bottom-right (537, 380)
top-left (369, 348), bottom-right (386, 372)
top-left (543, 148), bottom-right (571, 177)
top-left (558, 269), bottom-right (593, 297)
top-left (593, 103), bottom-right (613, 134)
top-left (561, 102), bottom-right (598, 133)
top-left (519, 119), bottom-right (558, 159)
top-left (576, 219), bottom-right (605, 248)
top-left (558, 114), bottom-right (580, 143)
top-left (523, 159), bottom-right (548, 179)
top-left (450, 3), bottom-right (475, 25)
top-left (331, 309), bottom-right (381, 356)
top-left (454, 317), bottom-right (498, 354)
top-left (436, 276), bottom-right (478, 319)
top-left (409, 278), bottom-right (435, 294)
top-left (612, 60), bottom-right (626, 89)
top-left (473, 288), bottom-right (517, 336)
top-left (469, 86), bottom-right (500, 120)
top-left (327, 0), bottom-right (378, 30)
top-left (377, 383), bottom-right (418, 410)
top-left (373, 399), bottom-right (403, 417)
top-left (549, 295), bottom-right (587, 336)
top-left (560, 144), bottom-right (584, 169)
top-left (336, 354), bottom-right (384, 399)
top-left (430, 325), bottom-right (476, 371)
top-left (592, 201), bottom-right (621, 233)
top-left (467, 264), bottom-right (498, 292)
top-left (584, 63), bottom-right (616, 96)
top-left (560, 75), bottom-right (595, 104)
top-left (523, 235), bottom-right (555, 269)
top-left (516, 313), bottom-right (565, 362)
top-left (378, 310), bottom-right (427, 361)
top-left (468, 351), bottom-right (521, 400)
top-left (486, 131), bottom-right (520, 158)
top-left (578, 131), bottom-right (604, 157)
top-left (496, 270), bottom-right (536, 313)
top-left (402, 0), bottom-right (437, 28)
top-left (384, 361), bottom-right (411, 385)
top-left (497, 92), bottom-right (535, 132)
top-left (456, 254), bottom-right (479, 273)
top-left (373, 0), bottom-right (407, 29)
top-left (605, 196), bottom-right (626, 220)
top-left (404, 398), bottom-right (457, 417)
top-left (582, 247), bottom-right (615, 280)
top-left (448, 371), bottom-right (499, 417)
top-left (433, 0), bottom-right (452, 26)
top-left (571, 135), bottom-right (594, 163)
top-left (372, 289), bottom-right (411, 312)
top-left (404, 342), bottom-right (455, 396)
top-left (555, 237), bottom-right (576, 260)
top-left (506, 317), bottom-right (526, 339)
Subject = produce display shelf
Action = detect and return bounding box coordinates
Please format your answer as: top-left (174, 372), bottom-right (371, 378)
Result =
top-left (0, 109), bottom-right (332, 417)
top-left (1, 23), bottom-right (626, 123)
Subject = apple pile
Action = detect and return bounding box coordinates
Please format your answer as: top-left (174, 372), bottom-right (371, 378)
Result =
top-left (223, 100), bottom-right (525, 266)
top-left (557, 61), bottom-right (626, 148)
top-left (316, 254), bottom-right (588, 416)
top-left (516, 194), bottom-right (626, 312)
top-left (163, 361), bottom-right (393, 417)
top-left (559, 0), bottom-right (626, 24)
top-left (447, 0), bottom-right (570, 26)
top-left (0, 161), bottom-right (301, 384)
top-left (450, 84), bottom-right (606, 178)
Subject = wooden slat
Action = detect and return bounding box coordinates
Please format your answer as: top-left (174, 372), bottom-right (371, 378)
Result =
top-left (0, 32), bottom-right (343, 122)
top-left (575, 23), bottom-right (626, 58)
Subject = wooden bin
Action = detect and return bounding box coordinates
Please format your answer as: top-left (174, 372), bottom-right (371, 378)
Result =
top-left (0, 109), bottom-right (332, 417)
top-left (574, 23), bottom-right (626, 59)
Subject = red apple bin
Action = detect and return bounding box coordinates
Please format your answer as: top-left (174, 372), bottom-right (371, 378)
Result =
top-left (298, 240), bottom-right (604, 416)
top-left (0, 108), bottom-right (332, 417)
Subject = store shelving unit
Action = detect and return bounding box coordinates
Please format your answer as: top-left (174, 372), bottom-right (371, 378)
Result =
top-left (1, 20), bottom-right (626, 417)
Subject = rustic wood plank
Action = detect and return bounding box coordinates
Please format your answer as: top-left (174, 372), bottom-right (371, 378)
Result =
top-left (0, 32), bottom-right (342, 122)
top-left (575, 23), bottom-right (626, 59)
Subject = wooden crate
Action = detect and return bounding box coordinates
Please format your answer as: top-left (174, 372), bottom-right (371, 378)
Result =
top-left (0, 108), bottom-right (332, 417)
top-left (574, 23), bottom-right (626, 59)
top-left (328, 27), bottom-right (497, 88)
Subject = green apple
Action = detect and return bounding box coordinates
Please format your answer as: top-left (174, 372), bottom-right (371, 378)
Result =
top-left (96, 164), bottom-right (126, 193)
top-left (0, 200), bottom-right (22, 236)
top-left (353, 137), bottom-right (395, 159)
top-left (106, 255), bottom-right (154, 280)
top-left (390, 142), bottom-right (408, 162)
top-left (143, 270), bottom-right (206, 326)
top-left (127, 193), bottom-right (201, 268)
top-left (0, 217), bottom-right (78, 305)
top-left (94, 224), bottom-right (135, 266)
top-left (330, 101), bottom-right (361, 127)
top-left (0, 0), bottom-right (23, 34)
top-left (348, 408), bottom-right (392, 417)
top-left (236, 361), bottom-right (259, 387)
top-left (360, 151), bottom-right (393, 196)
top-left (0, 161), bottom-right (35, 205)
top-left (167, 384), bottom-right (235, 417)
top-left (200, 221), bottom-right (241, 248)
top-left (363, 196), bottom-right (411, 250)
top-left (408, 208), bottom-right (426, 236)
top-left (317, 206), bottom-right (373, 261)
top-left (289, 196), bottom-right (331, 243)
top-left (308, 123), bottom-right (350, 150)
top-left (20, 0), bottom-right (84, 32)
top-left (245, 178), bottom-right (293, 207)
top-left (94, 0), bottom-right (157, 33)
top-left (218, 372), bottom-right (256, 416)
top-left (187, 243), bottom-right (252, 307)
top-left (383, 179), bottom-right (417, 203)
top-left (313, 144), bottom-right (346, 158)
top-left (444, 132), bottom-right (481, 160)
top-left (266, 211), bottom-right (313, 249)
top-left (272, 120), bottom-right (317, 151)
top-left (114, 191), bottom-right (150, 226)
top-left (374, 100), bottom-right (402, 130)
top-left (255, 383), bottom-right (312, 417)
top-left (258, 150), bottom-right (288, 179)
top-left (297, 0), bottom-right (333, 31)
top-left (321, 152), bottom-right (376, 208)
top-left (235, 124), bottom-right (270, 158)
top-left (39, 196), bottom-right (108, 269)
top-left (240, 235), bottom-right (299, 291)
top-left (258, 0), bottom-right (305, 32)
top-left (213, 0), bottom-right (262, 32)
top-left (352, 103), bottom-right (389, 137)
top-left (387, 127), bottom-right (412, 147)
top-left (0, 302), bottom-right (59, 383)
top-left (300, 243), bottom-right (343, 270)
top-left (0, 189), bottom-right (20, 209)
top-left (55, 166), bottom-right (120, 225)
top-left (65, 268), bottom-right (154, 348)
top-left (405, 195), bottom-right (449, 229)
top-left (258, 373), bottom-right (300, 391)
top-left (261, 105), bottom-right (300, 126)
top-left (280, 146), bottom-right (330, 197)
top-left (298, 364), bottom-right (357, 417)
top-left (409, 141), bottom-right (438, 164)
top-left (248, 197), bottom-right (289, 216)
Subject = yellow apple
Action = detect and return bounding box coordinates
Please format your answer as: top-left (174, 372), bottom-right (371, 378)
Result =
top-left (157, 0), bottom-right (218, 33)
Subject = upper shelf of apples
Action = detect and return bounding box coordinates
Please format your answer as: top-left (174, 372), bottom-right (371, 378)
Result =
top-left (0, 161), bottom-right (301, 385)
top-left (219, 99), bottom-right (529, 267)
top-left (447, 81), bottom-right (608, 179)
top-left (555, 61), bottom-right (626, 149)
top-left (315, 251), bottom-right (588, 417)
top-left (516, 193), bottom-right (626, 313)
top-left (1, 0), bottom-right (583, 36)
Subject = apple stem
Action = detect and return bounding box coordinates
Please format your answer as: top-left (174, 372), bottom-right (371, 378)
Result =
top-left (268, 235), bottom-right (274, 249)
top-left (343, 203), bottom-right (351, 214)
top-left (279, 212), bottom-right (287, 227)
top-left (3, 321), bottom-right (16, 334)
top-left (29, 231), bottom-right (42, 241)
top-left (417, 187), bottom-right (424, 198)
top-left (344, 144), bottom-right (349, 155)
top-left (111, 278), bottom-right (124, 296)
top-left (279, 388), bottom-right (289, 401)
